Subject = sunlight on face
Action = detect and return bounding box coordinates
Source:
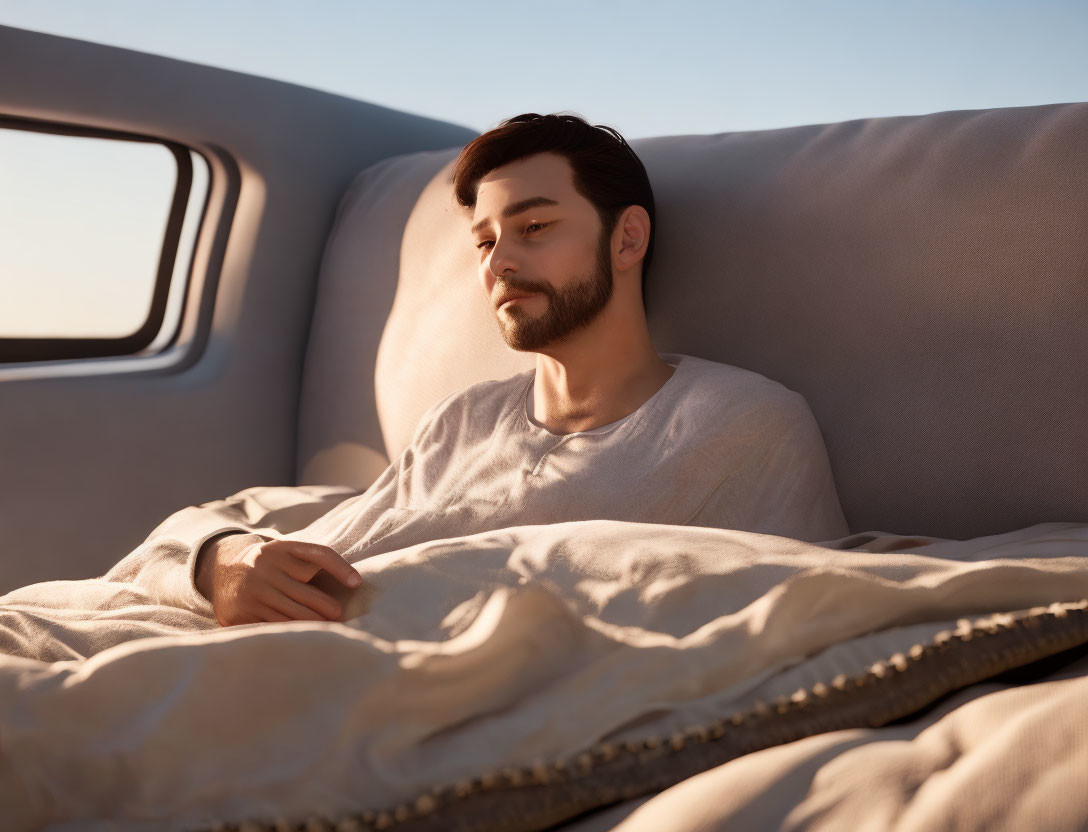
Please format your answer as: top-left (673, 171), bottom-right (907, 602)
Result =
top-left (471, 153), bottom-right (614, 351)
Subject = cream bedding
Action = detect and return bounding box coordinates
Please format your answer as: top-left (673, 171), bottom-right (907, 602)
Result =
top-left (1, 490), bottom-right (1087, 831)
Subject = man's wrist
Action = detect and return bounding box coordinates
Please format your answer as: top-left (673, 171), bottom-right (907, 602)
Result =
top-left (195, 531), bottom-right (258, 601)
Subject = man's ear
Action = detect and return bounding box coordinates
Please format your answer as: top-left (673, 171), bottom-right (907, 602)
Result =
top-left (613, 205), bottom-right (651, 272)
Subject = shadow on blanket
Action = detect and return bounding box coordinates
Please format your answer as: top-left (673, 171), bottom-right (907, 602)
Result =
top-left (2, 519), bottom-right (1088, 831)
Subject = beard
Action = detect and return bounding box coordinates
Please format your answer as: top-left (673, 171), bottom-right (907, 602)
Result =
top-left (494, 229), bottom-right (614, 352)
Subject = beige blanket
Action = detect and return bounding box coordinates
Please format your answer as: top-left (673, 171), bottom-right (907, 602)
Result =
top-left (2, 493), bottom-right (1087, 831)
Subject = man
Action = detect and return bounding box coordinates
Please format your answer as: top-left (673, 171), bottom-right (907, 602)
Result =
top-left (154, 113), bottom-right (848, 627)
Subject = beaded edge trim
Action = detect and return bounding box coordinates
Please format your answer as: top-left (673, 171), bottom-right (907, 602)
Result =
top-left (202, 599), bottom-right (1088, 832)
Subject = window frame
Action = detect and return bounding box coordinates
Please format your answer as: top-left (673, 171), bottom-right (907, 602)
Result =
top-left (0, 114), bottom-right (196, 363)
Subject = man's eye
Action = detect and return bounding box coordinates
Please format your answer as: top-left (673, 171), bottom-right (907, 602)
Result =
top-left (474, 220), bottom-right (544, 250)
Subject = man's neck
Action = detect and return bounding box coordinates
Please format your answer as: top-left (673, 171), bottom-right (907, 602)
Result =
top-left (529, 325), bottom-right (676, 435)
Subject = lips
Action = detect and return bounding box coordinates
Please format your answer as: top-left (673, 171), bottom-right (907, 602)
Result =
top-left (496, 292), bottom-right (537, 308)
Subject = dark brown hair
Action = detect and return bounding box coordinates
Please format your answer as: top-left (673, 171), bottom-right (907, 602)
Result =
top-left (452, 112), bottom-right (656, 300)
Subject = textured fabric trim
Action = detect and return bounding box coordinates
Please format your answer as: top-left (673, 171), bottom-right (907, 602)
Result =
top-left (199, 598), bottom-right (1088, 832)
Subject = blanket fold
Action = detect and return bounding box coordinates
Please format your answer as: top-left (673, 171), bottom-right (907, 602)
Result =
top-left (2, 519), bottom-right (1087, 831)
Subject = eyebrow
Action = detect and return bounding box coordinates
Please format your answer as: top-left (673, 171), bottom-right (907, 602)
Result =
top-left (471, 196), bottom-right (560, 236)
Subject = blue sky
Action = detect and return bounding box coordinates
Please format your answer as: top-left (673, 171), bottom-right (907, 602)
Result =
top-left (2, 0), bottom-right (1086, 138)
top-left (2, 1), bottom-right (1086, 336)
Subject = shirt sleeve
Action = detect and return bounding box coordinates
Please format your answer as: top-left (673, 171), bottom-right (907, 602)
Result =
top-left (103, 388), bottom-right (462, 613)
top-left (101, 484), bottom-right (361, 615)
top-left (683, 392), bottom-right (850, 543)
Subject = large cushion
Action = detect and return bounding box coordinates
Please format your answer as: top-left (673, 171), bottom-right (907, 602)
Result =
top-left (297, 102), bottom-right (1088, 539)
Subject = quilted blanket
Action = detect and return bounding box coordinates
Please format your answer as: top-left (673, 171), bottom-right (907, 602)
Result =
top-left (2, 503), bottom-right (1087, 831)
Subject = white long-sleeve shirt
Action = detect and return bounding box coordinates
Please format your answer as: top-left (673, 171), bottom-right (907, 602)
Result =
top-left (104, 354), bottom-right (849, 617)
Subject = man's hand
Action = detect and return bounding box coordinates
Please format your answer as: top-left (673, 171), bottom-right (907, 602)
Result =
top-left (195, 532), bottom-right (364, 627)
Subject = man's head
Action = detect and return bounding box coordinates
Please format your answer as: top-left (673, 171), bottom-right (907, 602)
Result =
top-left (452, 113), bottom-right (655, 353)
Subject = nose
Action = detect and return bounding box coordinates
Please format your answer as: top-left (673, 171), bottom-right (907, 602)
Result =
top-left (487, 236), bottom-right (518, 278)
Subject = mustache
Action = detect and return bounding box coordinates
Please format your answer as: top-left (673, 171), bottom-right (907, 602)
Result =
top-left (495, 278), bottom-right (549, 296)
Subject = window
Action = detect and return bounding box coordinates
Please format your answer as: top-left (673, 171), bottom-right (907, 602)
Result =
top-left (0, 116), bottom-right (209, 363)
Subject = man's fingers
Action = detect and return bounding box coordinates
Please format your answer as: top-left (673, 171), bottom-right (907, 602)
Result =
top-left (271, 540), bottom-right (362, 588)
top-left (269, 575), bottom-right (343, 620)
top-left (251, 603), bottom-right (293, 623)
top-left (261, 588), bottom-right (331, 622)
top-left (223, 604), bottom-right (287, 626)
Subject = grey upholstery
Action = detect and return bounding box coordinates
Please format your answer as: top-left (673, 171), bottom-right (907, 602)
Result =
top-left (0, 24), bottom-right (478, 592)
top-left (298, 102), bottom-right (1088, 540)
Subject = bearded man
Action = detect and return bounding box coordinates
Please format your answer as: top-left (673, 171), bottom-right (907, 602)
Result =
top-left (170, 113), bottom-right (850, 626)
